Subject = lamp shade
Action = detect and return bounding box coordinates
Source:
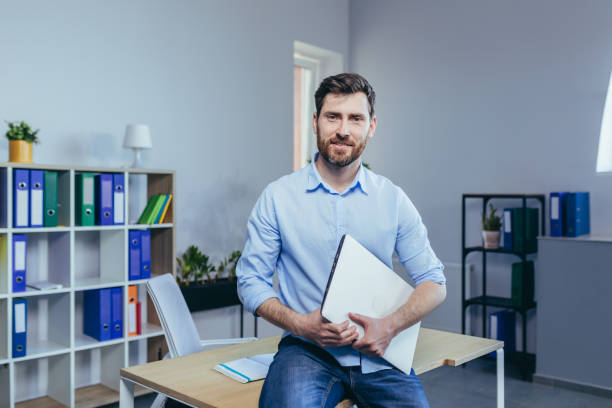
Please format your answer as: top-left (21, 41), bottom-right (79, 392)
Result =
top-left (596, 72), bottom-right (612, 173)
top-left (123, 124), bottom-right (152, 149)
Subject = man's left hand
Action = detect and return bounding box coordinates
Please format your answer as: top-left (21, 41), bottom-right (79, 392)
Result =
top-left (349, 312), bottom-right (397, 358)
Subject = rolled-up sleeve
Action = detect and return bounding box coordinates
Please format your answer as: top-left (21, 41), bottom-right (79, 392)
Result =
top-left (236, 186), bottom-right (281, 314)
top-left (395, 189), bottom-right (446, 286)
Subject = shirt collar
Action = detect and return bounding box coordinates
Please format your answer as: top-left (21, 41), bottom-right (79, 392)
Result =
top-left (306, 152), bottom-right (368, 195)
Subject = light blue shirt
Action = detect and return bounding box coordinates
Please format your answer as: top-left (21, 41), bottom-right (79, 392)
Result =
top-left (237, 154), bottom-right (445, 373)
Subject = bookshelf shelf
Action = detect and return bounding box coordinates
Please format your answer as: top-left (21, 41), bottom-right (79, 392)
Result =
top-left (73, 279), bottom-right (125, 291)
top-left (131, 223), bottom-right (173, 229)
top-left (463, 246), bottom-right (537, 256)
top-left (15, 288), bottom-right (71, 298)
top-left (127, 323), bottom-right (163, 341)
top-left (0, 163), bottom-right (175, 407)
top-left (12, 342), bottom-right (70, 362)
top-left (15, 396), bottom-right (67, 408)
top-left (74, 335), bottom-right (125, 351)
top-left (10, 227), bottom-right (72, 233)
top-left (73, 226), bottom-right (126, 232)
top-left (465, 295), bottom-right (537, 311)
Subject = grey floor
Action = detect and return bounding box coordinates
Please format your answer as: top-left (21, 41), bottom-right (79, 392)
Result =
top-left (105, 358), bottom-right (612, 407)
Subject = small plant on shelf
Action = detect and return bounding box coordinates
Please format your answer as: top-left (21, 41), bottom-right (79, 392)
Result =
top-left (481, 203), bottom-right (502, 249)
top-left (4, 120), bottom-right (40, 163)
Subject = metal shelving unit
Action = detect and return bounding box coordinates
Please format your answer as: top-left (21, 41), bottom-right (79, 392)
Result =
top-left (461, 193), bottom-right (545, 378)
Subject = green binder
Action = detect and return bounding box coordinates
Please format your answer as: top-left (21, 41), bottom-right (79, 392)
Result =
top-left (138, 195), bottom-right (162, 224)
top-left (76, 173), bottom-right (95, 226)
top-left (511, 261), bottom-right (535, 307)
top-left (44, 171), bottom-right (58, 227)
top-left (146, 195), bottom-right (168, 224)
top-left (512, 207), bottom-right (539, 254)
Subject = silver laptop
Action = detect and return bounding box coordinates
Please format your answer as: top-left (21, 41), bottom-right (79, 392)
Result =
top-left (321, 234), bottom-right (420, 374)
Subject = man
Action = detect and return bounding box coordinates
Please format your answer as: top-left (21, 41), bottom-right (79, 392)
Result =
top-left (237, 73), bottom-right (446, 407)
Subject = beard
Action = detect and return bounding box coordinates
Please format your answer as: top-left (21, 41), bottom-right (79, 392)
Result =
top-left (316, 125), bottom-right (367, 168)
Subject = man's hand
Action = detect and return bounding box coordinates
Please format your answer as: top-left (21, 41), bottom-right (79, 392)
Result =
top-left (349, 312), bottom-right (396, 358)
top-left (296, 307), bottom-right (359, 348)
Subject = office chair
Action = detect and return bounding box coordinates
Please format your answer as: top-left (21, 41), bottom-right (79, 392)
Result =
top-left (146, 273), bottom-right (256, 408)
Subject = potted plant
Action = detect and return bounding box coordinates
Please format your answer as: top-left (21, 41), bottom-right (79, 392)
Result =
top-left (482, 203), bottom-right (502, 249)
top-left (5, 121), bottom-right (40, 163)
top-left (176, 245), bottom-right (242, 312)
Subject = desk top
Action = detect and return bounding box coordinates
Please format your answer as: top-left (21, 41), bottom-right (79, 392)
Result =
top-left (121, 328), bottom-right (502, 408)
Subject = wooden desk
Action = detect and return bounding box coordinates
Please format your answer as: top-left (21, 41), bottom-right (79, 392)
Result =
top-left (120, 328), bottom-right (504, 408)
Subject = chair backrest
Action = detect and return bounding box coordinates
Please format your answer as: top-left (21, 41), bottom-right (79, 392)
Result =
top-left (147, 273), bottom-right (202, 358)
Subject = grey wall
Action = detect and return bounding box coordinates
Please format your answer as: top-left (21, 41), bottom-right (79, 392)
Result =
top-left (0, 0), bottom-right (349, 338)
top-left (349, 0), bottom-right (612, 344)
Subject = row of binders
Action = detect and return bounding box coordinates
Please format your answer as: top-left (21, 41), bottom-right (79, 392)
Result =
top-left (83, 286), bottom-right (143, 342)
top-left (129, 230), bottom-right (151, 281)
top-left (137, 194), bottom-right (172, 224)
top-left (549, 192), bottom-right (590, 237)
top-left (7, 230), bottom-right (152, 292)
top-left (13, 169), bottom-right (61, 228)
top-left (76, 173), bottom-right (125, 226)
top-left (501, 207), bottom-right (539, 253)
top-left (12, 287), bottom-right (147, 358)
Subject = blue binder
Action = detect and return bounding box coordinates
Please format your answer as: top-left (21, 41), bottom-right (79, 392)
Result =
top-left (29, 170), bottom-right (44, 228)
top-left (565, 192), bottom-right (590, 237)
top-left (550, 192), bottom-right (568, 237)
top-left (111, 287), bottom-right (123, 339)
top-left (502, 208), bottom-right (513, 251)
top-left (129, 230), bottom-right (141, 281)
top-left (13, 169), bottom-right (30, 228)
top-left (83, 288), bottom-right (112, 341)
top-left (12, 234), bottom-right (27, 292)
top-left (488, 309), bottom-right (515, 357)
top-left (95, 174), bottom-right (114, 226)
top-left (12, 299), bottom-right (27, 357)
top-left (140, 230), bottom-right (151, 279)
top-left (113, 173), bottom-right (125, 225)
top-left (578, 192), bottom-right (590, 236)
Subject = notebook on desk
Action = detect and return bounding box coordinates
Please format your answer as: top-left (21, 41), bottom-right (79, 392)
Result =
top-left (321, 234), bottom-right (420, 374)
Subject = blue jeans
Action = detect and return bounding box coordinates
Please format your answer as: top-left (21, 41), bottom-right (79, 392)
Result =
top-left (259, 336), bottom-right (430, 408)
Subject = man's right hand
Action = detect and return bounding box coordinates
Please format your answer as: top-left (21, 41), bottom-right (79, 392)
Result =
top-left (296, 307), bottom-right (359, 348)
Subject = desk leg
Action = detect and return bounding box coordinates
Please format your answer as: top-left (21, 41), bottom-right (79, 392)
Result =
top-left (496, 348), bottom-right (504, 408)
top-left (120, 377), bottom-right (135, 408)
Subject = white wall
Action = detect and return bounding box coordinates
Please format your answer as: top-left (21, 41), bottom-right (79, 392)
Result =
top-left (0, 0), bottom-right (350, 339)
top-left (349, 0), bottom-right (612, 344)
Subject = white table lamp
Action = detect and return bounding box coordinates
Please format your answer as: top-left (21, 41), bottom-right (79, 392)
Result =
top-left (123, 124), bottom-right (152, 168)
top-left (596, 72), bottom-right (612, 173)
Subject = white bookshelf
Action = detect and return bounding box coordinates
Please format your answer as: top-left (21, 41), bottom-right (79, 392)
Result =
top-left (0, 163), bottom-right (176, 408)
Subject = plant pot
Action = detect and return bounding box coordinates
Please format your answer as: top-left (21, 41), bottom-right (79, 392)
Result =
top-left (180, 278), bottom-right (240, 312)
top-left (9, 140), bottom-right (33, 163)
top-left (482, 230), bottom-right (501, 249)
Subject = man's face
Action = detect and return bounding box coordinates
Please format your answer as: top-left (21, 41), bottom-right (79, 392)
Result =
top-left (314, 92), bottom-right (376, 168)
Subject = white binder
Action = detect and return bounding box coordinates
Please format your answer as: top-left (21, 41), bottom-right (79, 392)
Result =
top-left (321, 234), bottom-right (421, 374)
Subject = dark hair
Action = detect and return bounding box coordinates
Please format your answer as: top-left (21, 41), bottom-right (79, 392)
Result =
top-left (314, 73), bottom-right (376, 119)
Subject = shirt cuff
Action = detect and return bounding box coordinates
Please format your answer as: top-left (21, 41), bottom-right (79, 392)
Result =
top-left (413, 267), bottom-right (446, 286)
top-left (245, 288), bottom-right (279, 316)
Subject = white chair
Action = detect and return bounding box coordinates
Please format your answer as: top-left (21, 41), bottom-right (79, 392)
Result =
top-left (147, 273), bottom-right (256, 408)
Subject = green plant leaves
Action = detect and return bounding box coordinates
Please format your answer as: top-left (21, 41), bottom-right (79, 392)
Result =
top-left (4, 121), bottom-right (40, 144)
top-left (176, 245), bottom-right (241, 285)
top-left (482, 203), bottom-right (502, 231)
